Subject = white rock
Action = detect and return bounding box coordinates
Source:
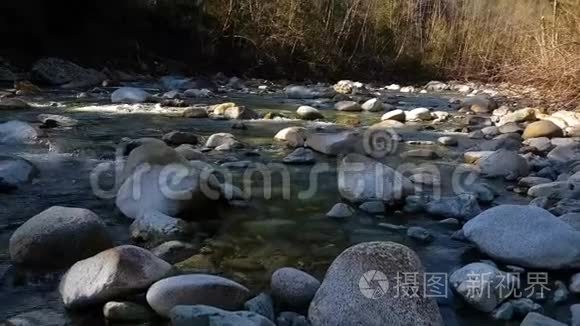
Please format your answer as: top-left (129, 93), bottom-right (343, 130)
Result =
top-left (59, 245), bottom-right (172, 308)
top-left (146, 274), bottom-right (250, 317)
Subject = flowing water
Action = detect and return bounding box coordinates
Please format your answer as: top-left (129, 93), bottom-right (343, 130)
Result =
top-left (0, 87), bottom-right (574, 325)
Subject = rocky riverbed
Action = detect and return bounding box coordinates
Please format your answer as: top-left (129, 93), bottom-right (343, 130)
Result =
top-left (2, 58), bottom-right (580, 325)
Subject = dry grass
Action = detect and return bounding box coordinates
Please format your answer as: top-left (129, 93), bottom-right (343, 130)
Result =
top-left (201, 0), bottom-right (580, 104)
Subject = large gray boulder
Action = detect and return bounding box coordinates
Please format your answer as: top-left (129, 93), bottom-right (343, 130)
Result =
top-left (338, 154), bottom-right (414, 203)
top-left (0, 120), bottom-right (39, 144)
top-left (477, 149), bottom-right (529, 180)
top-left (463, 205), bottom-right (580, 269)
top-left (0, 155), bottom-right (38, 188)
top-left (146, 274), bottom-right (250, 317)
top-left (59, 245), bottom-right (172, 308)
top-left (308, 242), bottom-right (443, 326)
top-left (9, 206), bottom-right (112, 268)
top-left (116, 163), bottom-right (218, 220)
top-left (274, 127), bottom-right (307, 148)
top-left (170, 305), bottom-right (275, 326)
top-left (122, 141), bottom-right (188, 180)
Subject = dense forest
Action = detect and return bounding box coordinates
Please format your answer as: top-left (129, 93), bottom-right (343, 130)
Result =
top-left (1, 0), bottom-right (579, 102)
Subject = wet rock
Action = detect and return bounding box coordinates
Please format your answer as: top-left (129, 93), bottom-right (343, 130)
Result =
top-left (401, 149), bottom-right (439, 159)
top-left (151, 240), bottom-right (198, 264)
top-left (335, 100), bottom-right (362, 112)
top-left (462, 96), bottom-right (497, 113)
top-left (463, 183), bottom-right (498, 203)
top-left (426, 194), bottom-right (481, 221)
top-left (5, 309), bottom-right (68, 326)
top-left (162, 131), bottom-right (199, 145)
top-left (103, 301), bottom-right (153, 322)
top-left (551, 198), bottom-right (580, 215)
top-left (130, 210), bottom-right (197, 246)
top-left (381, 109), bottom-right (406, 122)
top-left (520, 312), bottom-right (565, 326)
top-left (338, 153), bottom-right (414, 203)
top-left (492, 302), bottom-right (514, 320)
top-left (359, 201), bottom-right (385, 215)
top-left (183, 107), bottom-right (209, 118)
top-left (509, 298), bottom-right (542, 317)
top-left (386, 84), bottom-right (401, 91)
top-left (528, 181), bottom-right (572, 199)
top-left (60, 245), bottom-right (172, 308)
top-left (481, 126), bottom-right (500, 137)
top-left (117, 162), bottom-right (217, 220)
top-left (361, 98), bottom-right (383, 112)
top-left (463, 205), bottom-right (580, 269)
top-left (271, 267), bottom-right (320, 308)
top-left (285, 85), bottom-right (335, 99)
top-left (111, 87), bottom-right (151, 103)
top-left (275, 127), bottom-right (307, 148)
top-left (407, 227), bottom-right (433, 243)
top-left (296, 106), bottom-right (324, 120)
top-left (306, 132), bottom-right (359, 156)
top-left (519, 177), bottom-right (553, 188)
top-left (523, 121), bottom-right (563, 139)
top-left (406, 107), bottom-right (432, 121)
top-left (146, 274), bottom-right (250, 317)
top-left (0, 98), bottom-right (30, 110)
top-left (326, 203), bottom-right (353, 219)
top-left (245, 293), bottom-right (275, 321)
top-left (9, 206), bottom-right (112, 268)
top-left (283, 148), bottom-right (315, 165)
top-left (170, 305), bottom-right (275, 326)
top-left (308, 242), bottom-right (443, 326)
top-left (175, 144), bottom-right (205, 161)
top-left (0, 120), bottom-right (39, 144)
top-left (0, 155), bottom-right (38, 188)
top-left (548, 144), bottom-right (580, 166)
top-left (551, 137), bottom-right (576, 147)
top-left (37, 114), bottom-right (79, 128)
top-left (523, 137), bottom-right (552, 152)
top-left (400, 86), bottom-right (415, 93)
top-left (477, 149), bottom-right (529, 180)
top-left (450, 263), bottom-right (516, 312)
top-left (205, 133), bottom-right (242, 149)
top-left (436, 136), bottom-right (457, 146)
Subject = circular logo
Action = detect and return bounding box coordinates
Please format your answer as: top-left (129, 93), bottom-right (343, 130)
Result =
top-left (362, 128), bottom-right (399, 158)
top-left (359, 270), bottom-right (389, 299)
